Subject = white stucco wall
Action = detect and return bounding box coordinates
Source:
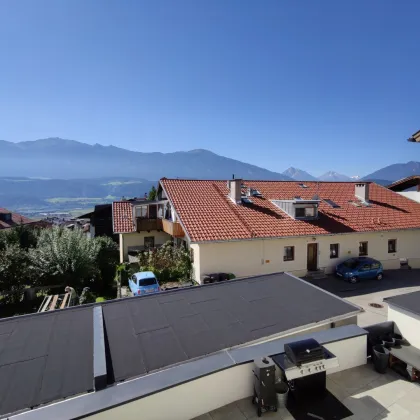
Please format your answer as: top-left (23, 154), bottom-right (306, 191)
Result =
top-left (323, 335), bottom-right (366, 374)
top-left (119, 231), bottom-right (172, 262)
top-left (84, 333), bottom-right (366, 420)
top-left (194, 229), bottom-right (420, 282)
top-left (398, 192), bottom-right (420, 203)
top-left (388, 305), bottom-right (420, 349)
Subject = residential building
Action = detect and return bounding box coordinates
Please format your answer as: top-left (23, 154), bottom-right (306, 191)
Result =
top-left (79, 204), bottom-right (116, 239)
top-left (0, 207), bottom-right (37, 229)
top-left (387, 175), bottom-right (420, 203)
top-left (113, 197), bottom-right (186, 263)
top-left (114, 179), bottom-right (420, 282)
top-left (407, 129), bottom-right (420, 142)
top-left (0, 272), bottom-right (365, 419)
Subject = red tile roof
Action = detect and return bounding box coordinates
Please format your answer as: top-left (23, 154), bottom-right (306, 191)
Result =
top-left (160, 179), bottom-right (420, 242)
top-left (112, 202), bottom-right (135, 233)
top-left (0, 208), bottom-right (34, 229)
top-left (387, 175), bottom-right (420, 191)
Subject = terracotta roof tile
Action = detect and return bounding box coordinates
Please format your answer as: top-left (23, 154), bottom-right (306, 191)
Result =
top-left (161, 179), bottom-right (420, 242)
top-left (112, 202), bottom-right (135, 233)
top-left (0, 208), bottom-right (34, 229)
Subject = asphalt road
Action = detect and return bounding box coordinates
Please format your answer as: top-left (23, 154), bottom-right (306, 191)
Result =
top-left (305, 269), bottom-right (420, 326)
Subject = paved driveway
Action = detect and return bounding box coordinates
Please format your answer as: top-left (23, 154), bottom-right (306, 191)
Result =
top-left (306, 269), bottom-right (420, 326)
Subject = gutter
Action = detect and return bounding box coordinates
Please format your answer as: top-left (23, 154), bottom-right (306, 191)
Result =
top-left (188, 227), bottom-right (420, 245)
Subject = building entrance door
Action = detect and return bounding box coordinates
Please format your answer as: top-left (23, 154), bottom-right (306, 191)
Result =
top-left (307, 243), bottom-right (318, 271)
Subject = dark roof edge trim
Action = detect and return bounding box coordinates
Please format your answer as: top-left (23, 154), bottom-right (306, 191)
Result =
top-left (93, 306), bottom-right (107, 391)
top-left (383, 299), bottom-right (420, 318)
top-left (285, 272), bottom-right (363, 314)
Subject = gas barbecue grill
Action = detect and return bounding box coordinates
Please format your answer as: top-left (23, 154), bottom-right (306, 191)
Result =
top-left (272, 338), bottom-right (352, 419)
top-left (278, 338), bottom-right (339, 381)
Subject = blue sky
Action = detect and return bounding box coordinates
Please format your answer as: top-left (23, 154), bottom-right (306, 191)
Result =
top-left (0, 0), bottom-right (419, 177)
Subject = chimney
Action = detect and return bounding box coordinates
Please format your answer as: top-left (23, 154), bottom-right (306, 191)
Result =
top-left (355, 183), bottom-right (369, 202)
top-left (228, 178), bottom-right (242, 204)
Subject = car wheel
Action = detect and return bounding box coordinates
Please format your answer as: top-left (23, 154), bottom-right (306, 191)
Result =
top-left (376, 273), bottom-right (383, 280)
top-left (349, 276), bottom-right (358, 284)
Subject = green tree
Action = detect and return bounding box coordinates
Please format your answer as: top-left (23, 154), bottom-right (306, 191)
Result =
top-left (0, 244), bottom-right (32, 304)
top-left (29, 227), bottom-right (101, 289)
top-left (94, 236), bottom-right (119, 294)
top-left (0, 224), bottom-right (39, 250)
top-left (148, 186), bottom-right (157, 200)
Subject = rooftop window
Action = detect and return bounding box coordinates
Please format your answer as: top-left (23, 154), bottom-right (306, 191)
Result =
top-left (324, 199), bottom-right (340, 208)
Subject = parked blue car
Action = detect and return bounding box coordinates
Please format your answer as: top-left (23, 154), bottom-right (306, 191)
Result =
top-left (129, 271), bottom-right (160, 296)
top-left (336, 257), bottom-right (383, 284)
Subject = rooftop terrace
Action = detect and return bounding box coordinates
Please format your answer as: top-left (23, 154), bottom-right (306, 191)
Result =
top-left (194, 364), bottom-right (420, 420)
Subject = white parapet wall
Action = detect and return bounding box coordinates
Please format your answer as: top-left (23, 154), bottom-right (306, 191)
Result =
top-left (85, 333), bottom-right (367, 420)
top-left (388, 305), bottom-right (420, 349)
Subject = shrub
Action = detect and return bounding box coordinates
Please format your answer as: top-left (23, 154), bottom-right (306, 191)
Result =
top-left (137, 241), bottom-right (192, 283)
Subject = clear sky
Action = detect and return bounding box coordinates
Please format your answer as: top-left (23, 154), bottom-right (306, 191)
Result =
top-left (1, 0), bottom-right (419, 177)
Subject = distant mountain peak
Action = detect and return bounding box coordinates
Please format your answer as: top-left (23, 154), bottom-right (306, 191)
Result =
top-left (363, 161), bottom-right (420, 182)
top-left (282, 167), bottom-right (316, 181)
top-left (318, 171), bottom-right (351, 182)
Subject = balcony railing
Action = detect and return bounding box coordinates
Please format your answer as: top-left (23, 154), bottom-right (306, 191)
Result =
top-left (136, 218), bottom-right (163, 232)
top-left (162, 219), bottom-right (184, 238)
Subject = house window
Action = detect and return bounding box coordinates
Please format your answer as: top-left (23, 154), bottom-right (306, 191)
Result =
top-left (0, 213), bottom-right (12, 222)
top-left (136, 206), bottom-right (148, 218)
top-left (388, 239), bottom-right (396, 253)
top-left (284, 246), bottom-right (295, 261)
top-left (359, 241), bottom-right (368, 256)
top-left (144, 236), bottom-right (155, 249)
top-left (295, 208), bottom-right (305, 218)
top-left (295, 207), bottom-right (316, 218)
top-left (330, 244), bottom-right (339, 259)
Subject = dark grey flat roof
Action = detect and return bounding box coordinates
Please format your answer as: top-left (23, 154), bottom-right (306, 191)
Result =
top-left (384, 290), bottom-right (420, 317)
top-left (0, 272), bottom-right (361, 418)
top-left (103, 272), bottom-right (360, 382)
top-left (10, 325), bottom-right (367, 420)
top-left (0, 307), bottom-right (93, 417)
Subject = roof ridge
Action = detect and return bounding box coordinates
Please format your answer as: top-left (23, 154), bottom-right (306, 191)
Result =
top-left (162, 178), bottom-right (371, 185)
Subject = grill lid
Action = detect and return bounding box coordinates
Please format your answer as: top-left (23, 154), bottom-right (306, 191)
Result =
top-left (284, 338), bottom-right (324, 365)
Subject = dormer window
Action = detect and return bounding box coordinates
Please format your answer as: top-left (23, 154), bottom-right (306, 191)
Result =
top-left (272, 198), bottom-right (319, 220)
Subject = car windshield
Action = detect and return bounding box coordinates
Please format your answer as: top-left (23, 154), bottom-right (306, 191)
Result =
top-left (343, 259), bottom-right (358, 269)
top-left (139, 277), bottom-right (157, 286)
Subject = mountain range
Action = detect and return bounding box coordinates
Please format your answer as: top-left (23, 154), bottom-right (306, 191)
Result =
top-left (1, 137), bottom-right (412, 182)
top-left (1, 138), bottom-right (419, 214)
top-left (0, 138), bottom-right (291, 181)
